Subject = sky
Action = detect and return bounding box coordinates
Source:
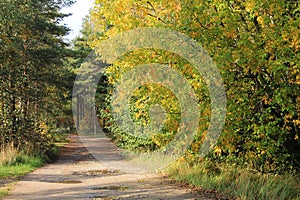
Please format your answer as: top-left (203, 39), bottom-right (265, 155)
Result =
top-left (60, 0), bottom-right (95, 41)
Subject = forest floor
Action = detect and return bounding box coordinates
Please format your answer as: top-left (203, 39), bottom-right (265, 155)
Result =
top-left (2, 134), bottom-right (213, 200)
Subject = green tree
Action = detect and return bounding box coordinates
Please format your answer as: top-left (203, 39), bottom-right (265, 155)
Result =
top-left (0, 0), bottom-right (74, 153)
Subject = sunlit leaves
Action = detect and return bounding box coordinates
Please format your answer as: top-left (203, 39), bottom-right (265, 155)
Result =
top-left (83, 0), bottom-right (300, 172)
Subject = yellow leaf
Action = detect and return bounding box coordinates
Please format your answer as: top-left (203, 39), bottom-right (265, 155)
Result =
top-left (245, 1), bottom-right (255, 12)
top-left (293, 119), bottom-right (300, 125)
top-left (257, 16), bottom-right (265, 28)
top-left (214, 146), bottom-right (222, 156)
top-left (295, 74), bottom-right (300, 85)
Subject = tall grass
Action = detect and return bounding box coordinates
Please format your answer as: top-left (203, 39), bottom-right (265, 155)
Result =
top-left (0, 142), bottom-right (19, 167)
top-left (168, 160), bottom-right (300, 200)
top-left (0, 143), bottom-right (44, 178)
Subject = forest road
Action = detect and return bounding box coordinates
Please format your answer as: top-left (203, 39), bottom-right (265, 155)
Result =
top-left (3, 134), bottom-right (213, 200)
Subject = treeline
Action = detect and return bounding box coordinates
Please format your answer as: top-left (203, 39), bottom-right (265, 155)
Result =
top-left (73, 0), bottom-right (300, 173)
top-left (0, 0), bottom-right (74, 154)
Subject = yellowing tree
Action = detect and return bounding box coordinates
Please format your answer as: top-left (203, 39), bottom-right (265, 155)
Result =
top-left (82, 0), bottom-right (299, 173)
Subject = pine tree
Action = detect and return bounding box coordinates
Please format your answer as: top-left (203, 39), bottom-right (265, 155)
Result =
top-left (0, 0), bottom-right (74, 152)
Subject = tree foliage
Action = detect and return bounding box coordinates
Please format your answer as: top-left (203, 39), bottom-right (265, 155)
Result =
top-left (78, 0), bottom-right (299, 173)
top-left (0, 0), bottom-right (74, 153)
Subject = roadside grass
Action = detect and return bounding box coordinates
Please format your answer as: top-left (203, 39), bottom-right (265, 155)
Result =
top-left (52, 131), bottom-right (70, 144)
top-left (0, 189), bottom-right (9, 198)
top-left (0, 182), bottom-right (15, 198)
top-left (0, 157), bottom-right (44, 179)
top-left (48, 131), bottom-right (70, 161)
top-left (0, 132), bottom-right (70, 198)
top-left (0, 143), bottom-right (45, 177)
top-left (168, 160), bottom-right (300, 200)
top-left (0, 144), bottom-right (45, 199)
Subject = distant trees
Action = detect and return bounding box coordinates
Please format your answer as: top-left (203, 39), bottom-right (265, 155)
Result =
top-left (0, 0), bottom-right (74, 153)
top-left (67, 16), bottom-right (96, 134)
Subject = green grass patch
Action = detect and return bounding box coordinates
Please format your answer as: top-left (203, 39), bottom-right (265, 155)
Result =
top-left (167, 160), bottom-right (300, 200)
top-left (0, 152), bottom-right (45, 178)
top-left (0, 156), bottom-right (44, 179)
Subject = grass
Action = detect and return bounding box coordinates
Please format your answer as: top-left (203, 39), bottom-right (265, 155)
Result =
top-left (0, 187), bottom-right (9, 198)
top-left (0, 144), bottom-right (45, 199)
top-left (0, 143), bottom-right (45, 179)
top-left (51, 131), bottom-right (69, 144)
top-left (0, 158), bottom-right (43, 178)
top-left (0, 132), bottom-right (70, 198)
top-left (167, 160), bottom-right (300, 200)
top-left (0, 182), bottom-right (15, 198)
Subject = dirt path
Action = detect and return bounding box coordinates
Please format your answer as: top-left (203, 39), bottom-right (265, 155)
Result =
top-left (3, 134), bottom-right (213, 200)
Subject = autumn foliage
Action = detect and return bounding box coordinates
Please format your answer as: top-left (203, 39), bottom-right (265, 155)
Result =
top-left (75, 0), bottom-right (300, 173)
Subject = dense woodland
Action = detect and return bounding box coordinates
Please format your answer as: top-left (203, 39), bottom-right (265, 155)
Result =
top-left (0, 0), bottom-right (75, 154)
top-left (1, 0), bottom-right (299, 176)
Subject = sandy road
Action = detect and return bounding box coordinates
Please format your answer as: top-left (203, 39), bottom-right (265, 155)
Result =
top-left (3, 134), bottom-right (212, 200)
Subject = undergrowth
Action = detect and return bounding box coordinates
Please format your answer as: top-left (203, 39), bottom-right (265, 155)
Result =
top-left (0, 132), bottom-right (69, 178)
top-left (168, 159), bottom-right (300, 200)
top-left (0, 143), bottom-right (45, 179)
